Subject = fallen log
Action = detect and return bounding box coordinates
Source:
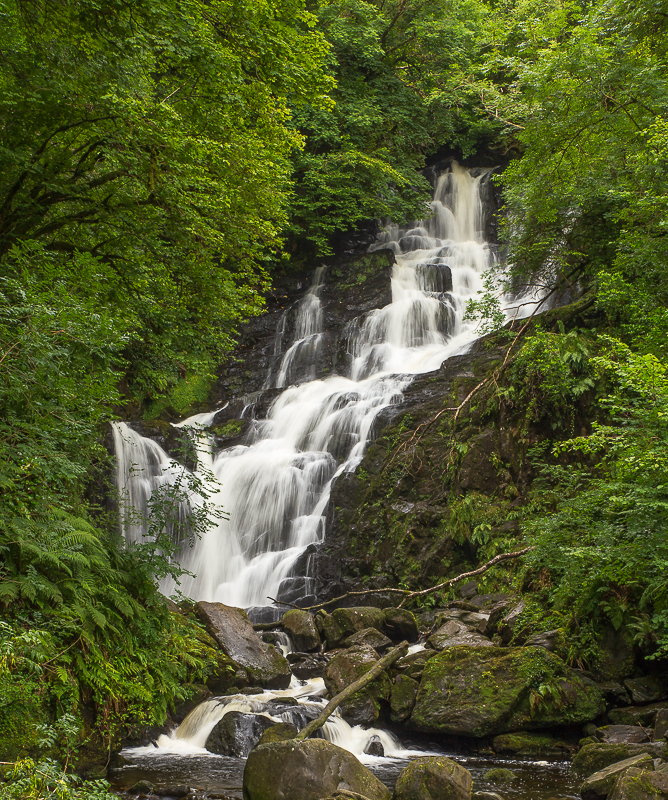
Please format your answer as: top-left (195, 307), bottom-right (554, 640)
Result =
top-left (294, 640), bottom-right (409, 741)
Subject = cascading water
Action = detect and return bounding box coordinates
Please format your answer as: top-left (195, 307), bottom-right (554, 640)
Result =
top-left (112, 161), bottom-right (496, 609)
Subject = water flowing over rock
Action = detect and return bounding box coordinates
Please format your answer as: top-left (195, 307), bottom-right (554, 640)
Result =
top-left (112, 162), bottom-right (509, 611)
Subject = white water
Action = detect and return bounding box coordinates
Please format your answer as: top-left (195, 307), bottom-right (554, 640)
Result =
top-left (128, 677), bottom-right (431, 763)
top-left (113, 161), bottom-right (497, 607)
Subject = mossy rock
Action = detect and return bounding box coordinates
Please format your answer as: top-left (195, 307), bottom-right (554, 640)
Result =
top-left (394, 756), bottom-right (472, 800)
top-left (391, 674), bottom-right (419, 723)
top-left (411, 645), bottom-right (605, 737)
top-left (492, 731), bottom-right (571, 755)
top-left (323, 645), bottom-right (391, 725)
top-left (281, 609), bottom-right (320, 652)
top-left (257, 723), bottom-right (298, 745)
top-left (483, 768), bottom-right (517, 783)
top-left (320, 607), bottom-right (386, 650)
top-left (572, 742), bottom-right (668, 778)
top-left (243, 739), bottom-right (391, 800)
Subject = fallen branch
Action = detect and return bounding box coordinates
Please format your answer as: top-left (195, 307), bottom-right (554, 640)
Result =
top-left (269, 547), bottom-right (533, 613)
top-left (294, 641), bottom-right (409, 741)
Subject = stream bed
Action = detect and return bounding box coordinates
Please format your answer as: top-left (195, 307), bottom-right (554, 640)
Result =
top-left (109, 747), bottom-right (580, 799)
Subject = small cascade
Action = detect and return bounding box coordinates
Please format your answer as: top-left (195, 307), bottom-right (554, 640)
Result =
top-left (129, 677), bottom-right (428, 763)
top-left (112, 161), bottom-right (498, 608)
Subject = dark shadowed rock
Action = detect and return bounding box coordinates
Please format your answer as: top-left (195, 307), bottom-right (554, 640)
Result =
top-left (382, 608), bottom-right (419, 643)
top-left (624, 677), bottom-right (667, 705)
top-left (390, 674), bottom-right (419, 722)
top-left (205, 711), bottom-right (274, 757)
top-left (656, 709), bottom-right (668, 741)
top-left (411, 646), bottom-right (605, 737)
top-left (393, 757), bottom-right (472, 800)
top-left (525, 630), bottom-right (562, 652)
top-left (363, 735), bottom-right (384, 757)
top-left (195, 602), bottom-right (291, 689)
top-left (323, 645), bottom-right (391, 725)
top-left (281, 609), bottom-right (320, 652)
top-left (492, 731), bottom-right (571, 756)
top-left (608, 703), bottom-right (668, 727)
top-left (287, 652), bottom-right (328, 680)
top-left (242, 739), bottom-right (391, 800)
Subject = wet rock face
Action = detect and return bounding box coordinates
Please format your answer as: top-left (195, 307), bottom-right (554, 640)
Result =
top-left (579, 753), bottom-right (654, 800)
top-left (205, 711), bottom-right (274, 757)
top-left (319, 607), bottom-right (386, 650)
top-left (393, 756), bottom-right (472, 800)
top-left (280, 609), bottom-right (320, 653)
top-left (411, 645), bottom-right (605, 737)
top-left (572, 742), bottom-right (668, 778)
top-left (242, 739), bottom-right (391, 800)
top-left (195, 602), bottom-right (291, 689)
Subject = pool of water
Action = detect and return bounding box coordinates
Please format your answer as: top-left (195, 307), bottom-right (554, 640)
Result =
top-left (110, 747), bottom-right (580, 799)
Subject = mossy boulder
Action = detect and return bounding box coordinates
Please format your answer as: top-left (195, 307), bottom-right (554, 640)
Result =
top-left (492, 731), bottom-right (571, 756)
top-left (195, 601), bottom-right (291, 688)
top-left (382, 608), bottom-right (419, 643)
top-left (393, 757), bottom-right (472, 800)
top-left (205, 711), bottom-right (273, 757)
top-left (242, 739), bottom-right (391, 800)
top-left (483, 768), bottom-right (517, 783)
top-left (343, 627), bottom-right (392, 651)
top-left (608, 702), bottom-right (667, 727)
top-left (390, 674), bottom-right (419, 723)
top-left (281, 609), bottom-right (320, 652)
top-left (609, 770), bottom-right (668, 800)
top-left (572, 743), bottom-right (668, 777)
top-left (257, 723), bottom-right (298, 745)
top-left (580, 753), bottom-right (654, 800)
top-left (323, 645), bottom-right (391, 725)
top-left (411, 646), bottom-right (605, 737)
top-left (320, 607), bottom-right (386, 650)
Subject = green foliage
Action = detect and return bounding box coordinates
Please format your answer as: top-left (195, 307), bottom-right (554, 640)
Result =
top-left (285, 0), bottom-right (496, 259)
top-left (524, 338), bottom-right (668, 660)
top-left (0, 758), bottom-right (117, 800)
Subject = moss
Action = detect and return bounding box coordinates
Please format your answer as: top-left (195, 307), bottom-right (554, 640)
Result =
top-left (390, 674), bottom-right (419, 722)
top-left (257, 722), bottom-right (298, 744)
top-left (483, 768), bottom-right (517, 783)
top-left (211, 419), bottom-right (244, 437)
top-left (144, 374), bottom-right (212, 419)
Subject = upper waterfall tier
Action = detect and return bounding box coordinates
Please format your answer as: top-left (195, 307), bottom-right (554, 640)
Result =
top-left (113, 162), bottom-right (497, 609)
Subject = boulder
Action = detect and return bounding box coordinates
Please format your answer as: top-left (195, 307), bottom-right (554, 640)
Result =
top-left (609, 770), bottom-right (668, 800)
top-left (435, 608), bottom-right (490, 633)
top-left (205, 711), bottom-right (274, 757)
top-left (483, 601), bottom-right (513, 636)
top-left (656, 709), bottom-right (668, 741)
top-left (624, 677), bottom-right (667, 705)
top-left (580, 753), bottom-right (654, 800)
top-left (242, 739), bottom-right (391, 800)
top-left (281, 610), bottom-right (321, 652)
top-left (393, 650), bottom-right (436, 681)
top-left (343, 627), bottom-right (392, 652)
top-left (195, 602), bottom-right (291, 689)
top-left (393, 757), bottom-right (472, 800)
top-left (572, 743), bottom-right (668, 777)
top-left (320, 607), bottom-right (386, 650)
top-left (597, 681), bottom-right (631, 707)
top-left (492, 731), bottom-right (570, 756)
top-left (323, 645), bottom-right (391, 725)
top-left (608, 703), bottom-right (667, 727)
top-left (498, 601), bottom-right (526, 644)
top-left (390, 674), bottom-right (419, 723)
top-left (411, 646), bottom-right (605, 737)
top-left (363, 735), bottom-right (384, 757)
top-left (524, 630), bottom-right (562, 652)
top-left (287, 652), bottom-right (328, 680)
top-left (428, 620), bottom-right (494, 650)
top-left (257, 723), bottom-right (298, 745)
top-left (382, 608), bottom-right (419, 643)
top-left (482, 769), bottom-right (516, 783)
top-left (594, 725), bottom-right (649, 745)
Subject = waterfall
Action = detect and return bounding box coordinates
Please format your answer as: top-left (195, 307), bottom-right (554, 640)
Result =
top-left (113, 161), bottom-right (496, 607)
